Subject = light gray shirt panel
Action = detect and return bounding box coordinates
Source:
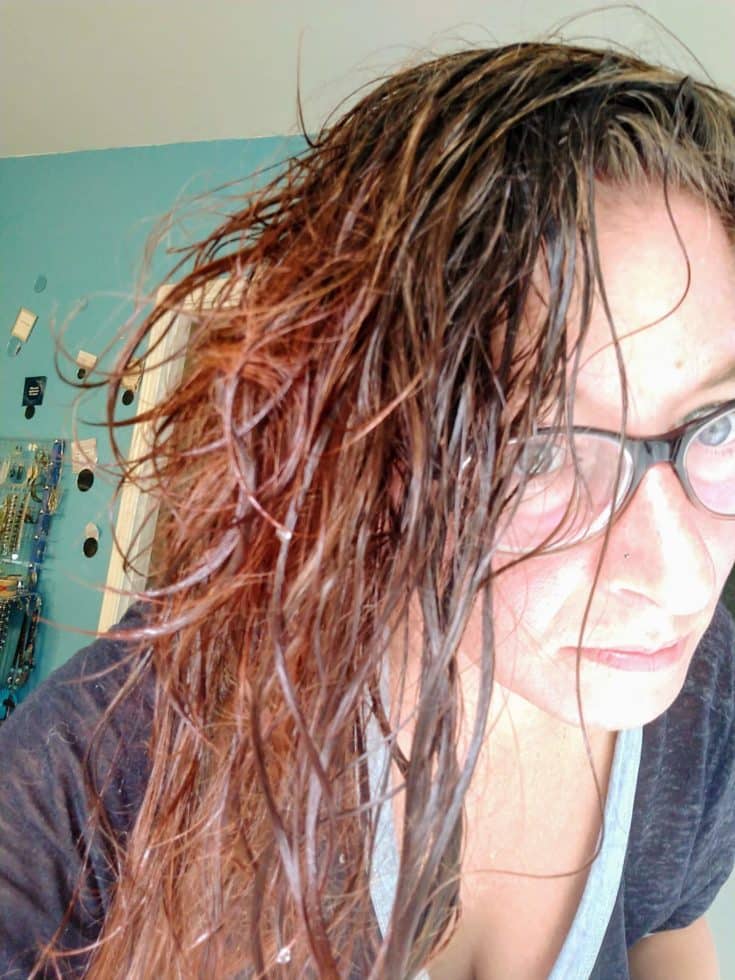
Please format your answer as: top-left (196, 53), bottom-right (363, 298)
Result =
top-left (367, 717), bottom-right (643, 979)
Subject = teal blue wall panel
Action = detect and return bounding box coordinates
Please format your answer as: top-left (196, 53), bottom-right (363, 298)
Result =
top-left (0, 136), bottom-right (304, 699)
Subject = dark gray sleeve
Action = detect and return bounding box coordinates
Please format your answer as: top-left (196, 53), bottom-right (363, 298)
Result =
top-left (0, 620), bottom-right (152, 978)
top-left (623, 600), bottom-right (735, 939)
top-left (655, 656), bottom-right (735, 931)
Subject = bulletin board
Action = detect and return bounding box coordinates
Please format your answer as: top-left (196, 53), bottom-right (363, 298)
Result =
top-left (0, 438), bottom-right (64, 719)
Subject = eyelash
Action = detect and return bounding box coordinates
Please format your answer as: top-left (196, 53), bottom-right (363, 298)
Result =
top-left (683, 400), bottom-right (735, 427)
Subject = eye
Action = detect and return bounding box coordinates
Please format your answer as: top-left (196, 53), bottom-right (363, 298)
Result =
top-left (696, 409), bottom-right (735, 448)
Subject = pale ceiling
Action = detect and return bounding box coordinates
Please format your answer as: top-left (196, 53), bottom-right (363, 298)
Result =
top-left (1, 0), bottom-right (733, 159)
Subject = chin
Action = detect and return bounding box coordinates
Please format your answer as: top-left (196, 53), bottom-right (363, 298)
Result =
top-left (573, 659), bottom-right (693, 731)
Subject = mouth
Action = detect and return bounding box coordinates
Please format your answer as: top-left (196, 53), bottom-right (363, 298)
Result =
top-left (561, 636), bottom-right (688, 672)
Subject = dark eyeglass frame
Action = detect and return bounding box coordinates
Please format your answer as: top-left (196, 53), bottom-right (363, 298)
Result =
top-left (504, 396), bottom-right (735, 554)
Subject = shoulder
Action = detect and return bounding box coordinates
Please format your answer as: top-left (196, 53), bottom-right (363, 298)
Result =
top-left (651, 599), bottom-right (735, 799)
top-left (1, 602), bottom-right (154, 780)
top-left (623, 600), bottom-right (735, 941)
top-left (0, 599), bottom-right (155, 841)
top-left (0, 604), bottom-right (154, 976)
top-left (679, 599), bottom-right (735, 725)
top-left (640, 600), bottom-right (734, 772)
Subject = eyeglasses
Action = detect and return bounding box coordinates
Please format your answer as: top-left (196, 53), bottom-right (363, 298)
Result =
top-left (494, 398), bottom-right (735, 555)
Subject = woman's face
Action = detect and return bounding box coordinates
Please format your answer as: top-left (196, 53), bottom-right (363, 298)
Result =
top-left (479, 185), bottom-right (735, 732)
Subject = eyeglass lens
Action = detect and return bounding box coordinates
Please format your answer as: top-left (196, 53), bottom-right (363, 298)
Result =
top-left (495, 406), bottom-right (735, 554)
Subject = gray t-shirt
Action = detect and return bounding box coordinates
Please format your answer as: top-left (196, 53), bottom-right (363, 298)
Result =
top-left (1, 601), bottom-right (734, 978)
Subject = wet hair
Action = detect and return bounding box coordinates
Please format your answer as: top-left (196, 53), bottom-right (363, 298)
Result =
top-left (40, 40), bottom-right (735, 979)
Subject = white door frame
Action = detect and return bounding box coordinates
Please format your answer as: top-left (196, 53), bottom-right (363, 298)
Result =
top-left (98, 278), bottom-right (239, 631)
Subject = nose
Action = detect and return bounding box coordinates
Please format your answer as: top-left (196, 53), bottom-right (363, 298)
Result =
top-left (609, 462), bottom-right (714, 616)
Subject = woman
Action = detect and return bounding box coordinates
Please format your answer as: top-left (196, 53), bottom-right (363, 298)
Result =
top-left (1, 41), bottom-right (734, 979)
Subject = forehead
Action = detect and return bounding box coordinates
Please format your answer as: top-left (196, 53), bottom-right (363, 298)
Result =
top-left (569, 185), bottom-right (735, 432)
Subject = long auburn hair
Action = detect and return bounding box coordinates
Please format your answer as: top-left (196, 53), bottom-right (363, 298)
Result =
top-left (40, 41), bottom-right (735, 979)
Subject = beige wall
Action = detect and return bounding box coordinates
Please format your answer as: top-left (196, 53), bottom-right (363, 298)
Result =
top-left (2, 0), bottom-right (734, 157)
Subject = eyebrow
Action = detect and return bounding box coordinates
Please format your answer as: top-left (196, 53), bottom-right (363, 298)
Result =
top-left (571, 360), bottom-right (735, 424)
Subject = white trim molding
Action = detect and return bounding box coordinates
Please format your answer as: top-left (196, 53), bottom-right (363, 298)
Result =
top-left (98, 278), bottom-right (240, 632)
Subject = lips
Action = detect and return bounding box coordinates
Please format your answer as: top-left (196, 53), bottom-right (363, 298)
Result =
top-left (562, 637), bottom-right (688, 672)
top-left (586, 642), bottom-right (678, 654)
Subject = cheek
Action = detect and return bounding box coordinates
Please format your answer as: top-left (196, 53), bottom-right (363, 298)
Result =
top-left (490, 554), bottom-right (589, 650)
top-left (692, 515), bottom-right (735, 592)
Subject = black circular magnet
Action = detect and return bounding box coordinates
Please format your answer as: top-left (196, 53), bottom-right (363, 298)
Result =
top-left (77, 468), bottom-right (94, 491)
